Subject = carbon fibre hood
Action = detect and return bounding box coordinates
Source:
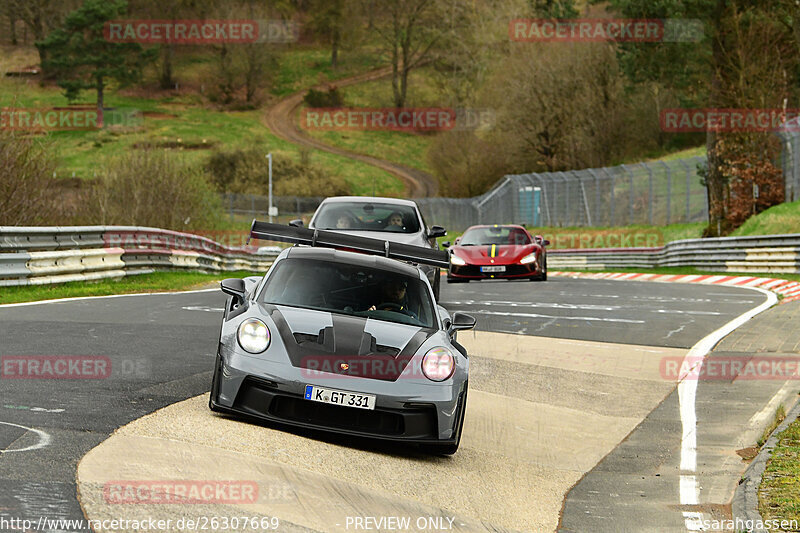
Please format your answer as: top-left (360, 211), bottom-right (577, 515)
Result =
top-left (265, 304), bottom-right (435, 381)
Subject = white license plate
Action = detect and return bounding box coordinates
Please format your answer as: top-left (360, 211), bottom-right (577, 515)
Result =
top-left (481, 266), bottom-right (506, 273)
top-left (304, 385), bottom-right (376, 410)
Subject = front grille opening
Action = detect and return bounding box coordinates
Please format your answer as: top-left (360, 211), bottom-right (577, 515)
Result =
top-left (269, 396), bottom-right (405, 435)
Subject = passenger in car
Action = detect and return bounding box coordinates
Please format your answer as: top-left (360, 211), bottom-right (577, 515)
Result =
top-left (384, 212), bottom-right (404, 231)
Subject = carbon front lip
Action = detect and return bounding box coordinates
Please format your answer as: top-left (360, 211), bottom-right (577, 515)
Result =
top-left (222, 377), bottom-right (451, 444)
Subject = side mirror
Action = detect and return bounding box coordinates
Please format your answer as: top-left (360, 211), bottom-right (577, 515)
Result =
top-left (543, 239), bottom-right (550, 246)
top-left (450, 312), bottom-right (476, 331)
top-left (428, 225), bottom-right (446, 239)
top-left (220, 278), bottom-right (246, 306)
top-left (289, 219), bottom-right (304, 227)
top-left (441, 241), bottom-right (451, 248)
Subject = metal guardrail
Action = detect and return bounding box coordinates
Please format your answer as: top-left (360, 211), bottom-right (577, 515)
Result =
top-left (3, 227), bottom-right (799, 286)
top-left (548, 234), bottom-right (800, 274)
top-left (0, 226), bottom-right (278, 287)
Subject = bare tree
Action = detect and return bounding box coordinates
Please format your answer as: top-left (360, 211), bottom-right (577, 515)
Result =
top-left (8, 0), bottom-right (79, 74)
top-left (372, 0), bottom-right (443, 108)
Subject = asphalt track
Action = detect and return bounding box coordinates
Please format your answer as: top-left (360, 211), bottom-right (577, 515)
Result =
top-left (0, 278), bottom-right (776, 532)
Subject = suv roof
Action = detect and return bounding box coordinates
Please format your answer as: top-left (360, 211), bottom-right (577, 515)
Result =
top-left (318, 196), bottom-right (419, 208)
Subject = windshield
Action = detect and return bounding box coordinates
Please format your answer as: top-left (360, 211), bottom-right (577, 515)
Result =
top-left (460, 227), bottom-right (531, 246)
top-left (313, 202), bottom-right (421, 234)
top-left (260, 258), bottom-right (435, 328)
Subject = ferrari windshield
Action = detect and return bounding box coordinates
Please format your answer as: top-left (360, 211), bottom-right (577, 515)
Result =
top-left (313, 202), bottom-right (421, 233)
top-left (259, 258), bottom-right (435, 328)
top-left (460, 227), bottom-right (531, 246)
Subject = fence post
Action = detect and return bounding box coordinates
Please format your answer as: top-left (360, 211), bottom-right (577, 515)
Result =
top-left (621, 164), bottom-right (634, 225)
top-left (660, 160), bottom-right (672, 225)
top-left (601, 167), bottom-right (615, 226)
top-left (641, 162), bottom-right (653, 225)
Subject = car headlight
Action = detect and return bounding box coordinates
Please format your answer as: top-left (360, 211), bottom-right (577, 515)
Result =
top-left (450, 254), bottom-right (466, 266)
top-left (237, 318), bottom-right (270, 353)
top-left (422, 347), bottom-right (455, 381)
top-left (520, 252), bottom-right (538, 265)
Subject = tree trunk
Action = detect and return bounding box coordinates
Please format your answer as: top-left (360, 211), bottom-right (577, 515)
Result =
top-left (31, 14), bottom-right (50, 76)
top-left (9, 10), bottom-right (18, 45)
top-left (704, 0), bottom-right (728, 237)
top-left (96, 77), bottom-right (104, 128)
top-left (331, 26), bottom-right (340, 67)
top-left (159, 45), bottom-right (175, 90)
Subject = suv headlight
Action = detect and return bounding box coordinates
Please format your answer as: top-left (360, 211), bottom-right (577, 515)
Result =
top-left (237, 318), bottom-right (270, 353)
top-left (422, 347), bottom-right (455, 381)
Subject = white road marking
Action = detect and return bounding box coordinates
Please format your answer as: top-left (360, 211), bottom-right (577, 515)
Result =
top-left (447, 300), bottom-right (620, 311)
top-left (3, 405), bottom-right (64, 413)
top-left (0, 421), bottom-right (52, 453)
top-left (182, 306), bottom-right (224, 312)
top-left (467, 310), bottom-right (645, 324)
top-left (675, 287), bottom-right (776, 530)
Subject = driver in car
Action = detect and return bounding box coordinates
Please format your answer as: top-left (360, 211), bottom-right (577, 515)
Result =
top-left (368, 278), bottom-right (417, 318)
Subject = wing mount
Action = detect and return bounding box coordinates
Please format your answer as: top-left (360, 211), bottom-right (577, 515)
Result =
top-left (248, 220), bottom-right (449, 269)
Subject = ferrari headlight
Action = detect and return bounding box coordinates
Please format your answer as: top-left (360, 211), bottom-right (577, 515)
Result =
top-left (422, 347), bottom-right (455, 381)
top-left (450, 254), bottom-right (466, 266)
top-left (520, 252), bottom-right (538, 265)
top-left (237, 318), bottom-right (270, 353)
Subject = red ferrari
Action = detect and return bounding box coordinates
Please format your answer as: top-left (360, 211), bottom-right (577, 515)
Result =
top-left (445, 225), bottom-right (548, 282)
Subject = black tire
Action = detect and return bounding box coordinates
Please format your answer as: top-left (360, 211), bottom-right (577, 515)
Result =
top-left (541, 257), bottom-right (547, 281)
top-left (208, 353), bottom-right (223, 412)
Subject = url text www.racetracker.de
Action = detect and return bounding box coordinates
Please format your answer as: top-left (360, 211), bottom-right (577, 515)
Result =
top-left (0, 515), bottom-right (280, 531)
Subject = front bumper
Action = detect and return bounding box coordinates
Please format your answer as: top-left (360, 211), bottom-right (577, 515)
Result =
top-left (211, 351), bottom-right (466, 444)
top-left (448, 263), bottom-right (540, 279)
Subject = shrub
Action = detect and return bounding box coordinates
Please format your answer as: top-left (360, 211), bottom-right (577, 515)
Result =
top-left (303, 86), bottom-right (344, 108)
top-left (86, 149), bottom-right (223, 231)
top-left (0, 130), bottom-right (61, 225)
top-left (205, 148), bottom-right (350, 197)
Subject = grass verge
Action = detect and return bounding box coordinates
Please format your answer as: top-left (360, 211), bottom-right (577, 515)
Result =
top-left (759, 407), bottom-right (800, 528)
top-left (0, 270), bottom-right (259, 305)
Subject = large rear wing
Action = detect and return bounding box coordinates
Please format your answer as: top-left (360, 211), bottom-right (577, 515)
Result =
top-left (249, 220), bottom-right (449, 269)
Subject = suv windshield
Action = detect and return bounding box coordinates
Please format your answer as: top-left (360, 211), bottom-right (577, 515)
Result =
top-left (460, 227), bottom-right (531, 246)
top-left (313, 202), bottom-right (420, 234)
top-left (259, 258), bottom-right (435, 328)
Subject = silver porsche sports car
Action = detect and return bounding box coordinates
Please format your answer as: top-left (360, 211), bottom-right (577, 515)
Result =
top-left (209, 221), bottom-right (475, 454)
